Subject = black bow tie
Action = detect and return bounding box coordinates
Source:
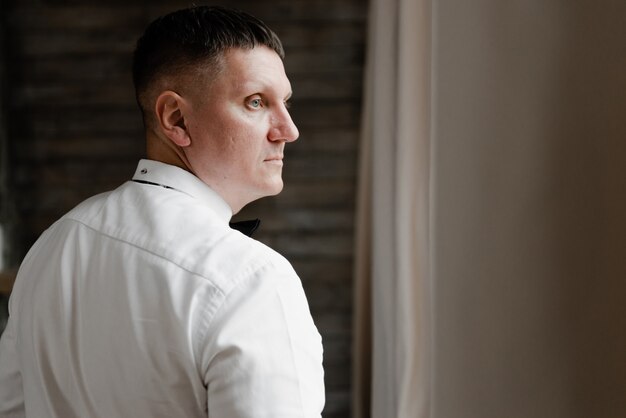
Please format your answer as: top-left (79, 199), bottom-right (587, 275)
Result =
top-left (229, 219), bottom-right (261, 237)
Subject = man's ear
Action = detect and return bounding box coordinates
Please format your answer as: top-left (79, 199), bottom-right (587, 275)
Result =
top-left (154, 91), bottom-right (192, 147)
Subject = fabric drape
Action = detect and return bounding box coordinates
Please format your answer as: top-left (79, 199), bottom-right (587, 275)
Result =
top-left (355, 1), bottom-right (626, 418)
top-left (352, 0), bottom-right (433, 417)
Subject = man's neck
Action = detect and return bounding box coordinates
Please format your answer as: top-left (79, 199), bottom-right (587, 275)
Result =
top-left (145, 131), bottom-right (192, 172)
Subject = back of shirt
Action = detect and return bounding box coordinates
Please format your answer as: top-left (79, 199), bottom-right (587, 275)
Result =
top-left (0, 189), bottom-right (211, 417)
top-left (0, 166), bottom-right (324, 418)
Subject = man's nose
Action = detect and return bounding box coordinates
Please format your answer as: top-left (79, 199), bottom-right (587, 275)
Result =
top-left (268, 107), bottom-right (299, 143)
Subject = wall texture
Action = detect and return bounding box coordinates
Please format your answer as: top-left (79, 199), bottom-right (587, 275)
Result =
top-left (1, 1), bottom-right (367, 416)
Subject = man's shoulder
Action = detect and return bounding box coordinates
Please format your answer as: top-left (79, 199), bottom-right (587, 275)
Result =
top-left (188, 229), bottom-right (295, 293)
top-left (56, 181), bottom-right (294, 293)
top-left (63, 189), bottom-right (115, 219)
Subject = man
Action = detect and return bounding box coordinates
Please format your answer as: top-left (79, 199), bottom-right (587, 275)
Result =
top-left (0, 6), bottom-right (324, 417)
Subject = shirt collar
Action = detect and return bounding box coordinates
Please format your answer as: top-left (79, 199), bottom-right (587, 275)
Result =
top-left (131, 159), bottom-right (233, 223)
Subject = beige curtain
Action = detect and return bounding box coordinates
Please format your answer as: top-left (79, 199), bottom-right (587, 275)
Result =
top-left (352, 0), bottom-right (432, 417)
top-left (355, 1), bottom-right (626, 418)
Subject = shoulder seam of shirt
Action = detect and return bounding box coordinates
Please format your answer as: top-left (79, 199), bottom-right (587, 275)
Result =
top-left (59, 215), bottom-right (283, 294)
top-left (58, 216), bottom-right (236, 294)
top-left (195, 259), bottom-right (295, 374)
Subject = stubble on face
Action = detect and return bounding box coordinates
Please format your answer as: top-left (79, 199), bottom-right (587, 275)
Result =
top-left (180, 46), bottom-right (298, 214)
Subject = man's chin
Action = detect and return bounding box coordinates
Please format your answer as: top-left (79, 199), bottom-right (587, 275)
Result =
top-left (266, 180), bottom-right (284, 197)
top-left (251, 180), bottom-right (284, 202)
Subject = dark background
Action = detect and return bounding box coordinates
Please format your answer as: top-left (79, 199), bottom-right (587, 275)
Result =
top-left (0, 1), bottom-right (367, 416)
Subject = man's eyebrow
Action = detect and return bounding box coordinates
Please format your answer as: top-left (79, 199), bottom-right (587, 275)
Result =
top-left (238, 81), bottom-right (291, 98)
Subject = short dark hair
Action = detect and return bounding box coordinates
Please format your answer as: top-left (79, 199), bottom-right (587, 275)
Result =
top-left (132, 6), bottom-right (284, 119)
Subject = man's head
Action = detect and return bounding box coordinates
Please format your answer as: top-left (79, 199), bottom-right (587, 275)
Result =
top-left (132, 6), bottom-right (299, 214)
top-left (133, 6), bottom-right (284, 125)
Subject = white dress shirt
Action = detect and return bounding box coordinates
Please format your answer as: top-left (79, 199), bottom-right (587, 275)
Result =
top-left (0, 159), bottom-right (325, 418)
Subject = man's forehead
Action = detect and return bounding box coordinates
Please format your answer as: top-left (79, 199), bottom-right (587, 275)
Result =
top-left (218, 47), bottom-right (291, 93)
top-left (237, 77), bottom-right (292, 97)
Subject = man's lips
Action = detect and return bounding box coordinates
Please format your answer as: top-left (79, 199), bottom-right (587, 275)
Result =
top-left (264, 155), bottom-right (284, 163)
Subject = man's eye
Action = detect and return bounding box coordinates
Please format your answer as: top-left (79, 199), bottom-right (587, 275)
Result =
top-left (248, 98), bottom-right (262, 109)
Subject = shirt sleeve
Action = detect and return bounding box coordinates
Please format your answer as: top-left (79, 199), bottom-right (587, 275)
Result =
top-left (0, 306), bottom-right (26, 418)
top-left (201, 261), bottom-right (325, 417)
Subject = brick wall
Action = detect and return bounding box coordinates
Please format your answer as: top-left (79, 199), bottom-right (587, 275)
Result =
top-left (2, 1), bottom-right (366, 416)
